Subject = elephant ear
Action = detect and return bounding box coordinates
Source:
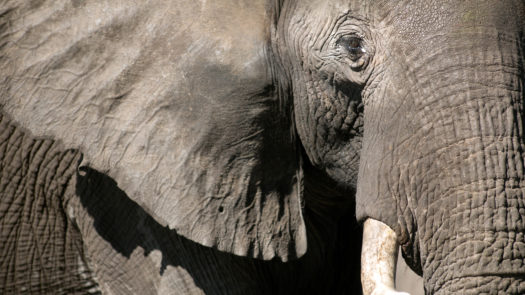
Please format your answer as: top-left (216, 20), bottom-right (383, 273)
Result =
top-left (0, 0), bottom-right (306, 261)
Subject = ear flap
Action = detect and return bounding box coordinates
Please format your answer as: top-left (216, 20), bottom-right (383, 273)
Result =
top-left (0, 0), bottom-right (306, 261)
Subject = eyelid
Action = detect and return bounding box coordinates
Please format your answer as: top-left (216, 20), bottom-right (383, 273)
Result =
top-left (336, 33), bottom-right (365, 45)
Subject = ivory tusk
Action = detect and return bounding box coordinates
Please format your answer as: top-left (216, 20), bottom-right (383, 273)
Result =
top-left (361, 218), bottom-right (411, 295)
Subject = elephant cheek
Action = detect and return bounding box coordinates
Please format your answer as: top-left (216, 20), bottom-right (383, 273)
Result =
top-left (355, 90), bottom-right (411, 243)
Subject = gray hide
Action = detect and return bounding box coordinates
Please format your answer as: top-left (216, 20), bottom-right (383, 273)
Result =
top-left (0, 0), bottom-right (305, 261)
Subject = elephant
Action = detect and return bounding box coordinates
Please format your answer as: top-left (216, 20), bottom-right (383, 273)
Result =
top-left (0, 1), bottom-right (364, 294)
top-left (0, 0), bottom-right (523, 294)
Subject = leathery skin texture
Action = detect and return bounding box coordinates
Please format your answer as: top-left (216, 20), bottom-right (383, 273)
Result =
top-left (362, 4), bottom-right (525, 295)
top-left (0, 0), bottom-right (524, 294)
top-left (274, 1), bottom-right (525, 294)
top-left (0, 0), bottom-right (365, 293)
top-left (373, 11), bottom-right (525, 295)
top-left (0, 113), bottom-right (100, 294)
top-left (0, 111), bottom-right (361, 294)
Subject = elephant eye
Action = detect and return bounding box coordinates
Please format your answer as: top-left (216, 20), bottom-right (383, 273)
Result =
top-left (342, 36), bottom-right (366, 61)
top-left (336, 35), bottom-right (370, 71)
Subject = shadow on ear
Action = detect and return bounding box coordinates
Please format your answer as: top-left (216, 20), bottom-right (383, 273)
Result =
top-left (0, 0), bottom-right (305, 260)
top-left (75, 166), bottom-right (358, 294)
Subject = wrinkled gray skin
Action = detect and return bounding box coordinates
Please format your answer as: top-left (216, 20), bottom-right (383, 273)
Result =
top-left (0, 0), bottom-right (524, 294)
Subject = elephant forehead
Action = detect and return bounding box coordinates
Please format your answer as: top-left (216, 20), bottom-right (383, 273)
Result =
top-left (382, 0), bottom-right (525, 45)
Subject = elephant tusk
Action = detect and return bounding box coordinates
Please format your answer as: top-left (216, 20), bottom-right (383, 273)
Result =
top-left (361, 219), bottom-right (411, 295)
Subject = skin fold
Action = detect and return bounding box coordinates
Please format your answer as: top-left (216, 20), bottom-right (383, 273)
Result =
top-left (1, 0), bottom-right (524, 294)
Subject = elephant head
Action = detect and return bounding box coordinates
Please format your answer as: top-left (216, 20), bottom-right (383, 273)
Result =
top-left (1, 0), bottom-right (524, 294)
top-left (271, 0), bottom-right (525, 294)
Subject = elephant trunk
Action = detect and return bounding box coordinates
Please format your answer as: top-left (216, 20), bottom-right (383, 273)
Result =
top-left (357, 28), bottom-right (525, 294)
top-left (416, 44), bottom-right (525, 295)
top-left (425, 172), bottom-right (525, 294)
